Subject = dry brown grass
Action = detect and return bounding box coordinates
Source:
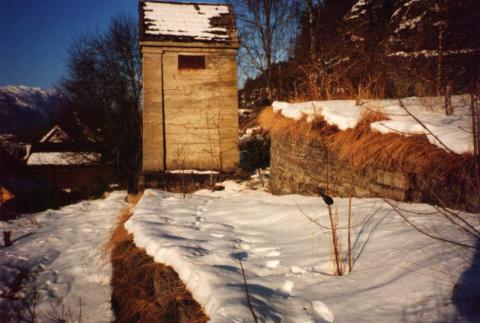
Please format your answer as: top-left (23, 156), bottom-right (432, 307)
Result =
top-left (258, 106), bottom-right (474, 182)
top-left (106, 193), bottom-right (209, 323)
top-left (102, 193), bottom-right (142, 259)
top-left (141, 173), bottom-right (220, 195)
top-left (331, 114), bottom-right (473, 180)
top-left (257, 107), bottom-right (338, 143)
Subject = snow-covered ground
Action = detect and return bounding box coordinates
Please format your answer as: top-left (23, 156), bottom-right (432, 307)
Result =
top-left (272, 95), bottom-right (473, 154)
top-left (0, 191), bottom-right (126, 321)
top-left (126, 181), bottom-right (477, 322)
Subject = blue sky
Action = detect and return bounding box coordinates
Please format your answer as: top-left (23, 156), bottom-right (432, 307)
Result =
top-left (0, 0), bottom-right (137, 88)
top-left (0, 0), bottom-right (233, 89)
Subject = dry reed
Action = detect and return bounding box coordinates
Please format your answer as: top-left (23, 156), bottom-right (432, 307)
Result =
top-left (257, 107), bottom-right (474, 182)
top-left (257, 107), bottom-right (338, 144)
top-left (106, 194), bottom-right (209, 323)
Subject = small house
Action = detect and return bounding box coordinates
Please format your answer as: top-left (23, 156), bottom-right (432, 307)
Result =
top-left (139, 1), bottom-right (240, 174)
top-left (25, 125), bottom-right (110, 193)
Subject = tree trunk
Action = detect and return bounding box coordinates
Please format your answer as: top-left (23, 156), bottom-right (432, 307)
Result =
top-left (306, 0), bottom-right (316, 62)
top-left (445, 81), bottom-right (453, 115)
top-left (471, 82), bottom-right (480, 211)
top-left (306, 0), bottom-right (318, 99)
top-left (435, 8), bottom-right (446, 97)
top-left (264, 0), bottom-right (273, 101)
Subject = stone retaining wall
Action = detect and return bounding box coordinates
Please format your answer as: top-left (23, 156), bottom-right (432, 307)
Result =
top-left (269, 136), bottom-right (478, 212)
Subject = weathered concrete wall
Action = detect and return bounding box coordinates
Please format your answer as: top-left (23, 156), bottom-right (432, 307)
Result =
top-left (270, 136), bottom-right (478, 212)
top-left (142, 50), bottom-right (164, 172)
top-left (142, 45), bottom-right (239, 173)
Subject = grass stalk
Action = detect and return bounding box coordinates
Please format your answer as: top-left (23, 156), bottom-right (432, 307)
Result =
top-left (347, 196), bottom-right (353, 273)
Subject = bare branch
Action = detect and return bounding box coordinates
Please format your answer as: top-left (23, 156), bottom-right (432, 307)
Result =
top-left (238, 259), bottom-right (258, 323)
top-left (398, 99), bottom-right (455, 154)
top-left (382, 198), bottom-right (475, 249)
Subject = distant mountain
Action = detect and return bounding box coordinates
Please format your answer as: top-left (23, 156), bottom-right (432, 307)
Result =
top-left (0, 85), bottom-right (64, 138)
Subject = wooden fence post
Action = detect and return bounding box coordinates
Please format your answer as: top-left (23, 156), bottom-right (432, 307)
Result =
top-left (445, 81), bottom-right (453, 115)
top-left (3, 231), bottom-right (12, 247)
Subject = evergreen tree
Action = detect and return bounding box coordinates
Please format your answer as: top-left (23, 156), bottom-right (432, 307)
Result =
top-left (388, 0), bottom-right (480, 94)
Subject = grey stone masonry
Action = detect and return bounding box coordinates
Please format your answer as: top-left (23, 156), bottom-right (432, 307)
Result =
top-left (269, 135), bottom-right (479, 212)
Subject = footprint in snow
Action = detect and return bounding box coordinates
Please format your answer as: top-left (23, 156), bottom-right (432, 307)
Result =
top-left (282, 280), bottom-right (294, 294)
top-left (253, 247), bottom-right (281, 257)
top-left (265, 260), bottom-right (280, 269)
top-left (290, 266), bottom-right (307, 275)
top-left (240, 243), bottom-right (250, 250)
top-left (266, 250), bottom-right (281, 257)
top-left (312, 301), bottom-right (334, 323)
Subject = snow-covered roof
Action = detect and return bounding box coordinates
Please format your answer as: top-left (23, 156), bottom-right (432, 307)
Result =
top-left (140, 1), bottom-right (238, 44)
top-left (26, 152), bottom-right (100, 166)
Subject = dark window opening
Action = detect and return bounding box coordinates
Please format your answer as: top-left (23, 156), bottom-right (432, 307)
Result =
top-left (178, 55), bottom-right (206, 69)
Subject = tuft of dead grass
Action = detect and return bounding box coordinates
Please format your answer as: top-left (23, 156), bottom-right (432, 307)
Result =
top-left (330, 113), bottom-right (473, 181)
top-left (257, 107), bottom-right (338, 144)
top-left (258, 106), bottom-right (474, 184)
top-left (106, 193), bottom-right (209, 323)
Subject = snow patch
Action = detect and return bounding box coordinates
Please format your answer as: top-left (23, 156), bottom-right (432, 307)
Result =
top-left (0, 191), bottom-right (127, 320)
top-left (312, 301), bottom-right (334, 322)
top-left (125, 184), bottom-right (477, 321)
top-left (272, 95), bottom-right (473, 154)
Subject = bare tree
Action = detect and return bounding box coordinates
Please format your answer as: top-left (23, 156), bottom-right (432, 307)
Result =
top-left (60, 14), bottom-right (141, 192)
top-left (234, 0), bottom-right (299, 100)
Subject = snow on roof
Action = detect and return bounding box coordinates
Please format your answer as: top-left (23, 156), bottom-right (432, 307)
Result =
top-left (27, 152), bottom-right (100, 166)
top-left (140, 1), bottom-right (237, 43)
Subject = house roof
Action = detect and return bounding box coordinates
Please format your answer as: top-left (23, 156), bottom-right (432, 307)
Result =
top-left (40, 125), bottom-right (72, 143)
top-left (140, 1), bottom-right (238, 44)
top-left (26, 152), bottom-right (101, 166)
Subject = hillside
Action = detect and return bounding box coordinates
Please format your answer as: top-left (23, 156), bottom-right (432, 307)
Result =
top-left (0, 85), bottom-right (64, 138)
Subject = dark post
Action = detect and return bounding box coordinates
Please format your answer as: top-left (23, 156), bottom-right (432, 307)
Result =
top-left (3, 231), bottom-right (12, 247)
top-left (445, 81), bottom-right (453, 115)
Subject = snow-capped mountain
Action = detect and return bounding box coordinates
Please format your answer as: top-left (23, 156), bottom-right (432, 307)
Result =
top-left (0, 85), bottom-right (64, 137)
